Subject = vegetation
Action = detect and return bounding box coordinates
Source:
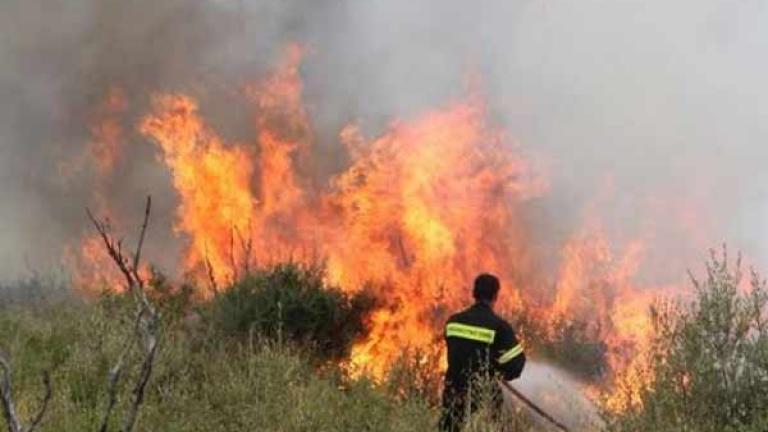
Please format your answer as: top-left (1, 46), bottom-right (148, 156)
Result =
top-left (604, 249), bottom-right (768, 432)
top-left (203, 264), bottom-right (375, 361)
top-left (0, 290), bottom-right (434, 431)
top-left (2, 248), bottom-right (767, 431)
top-left (0, 266), bottom-right (531, 432)
top-left (521, 313), bottom-right (608, 380)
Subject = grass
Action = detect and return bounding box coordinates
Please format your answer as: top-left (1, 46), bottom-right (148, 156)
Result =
top-left (0, 271), bottom-right (534, 432)
top-left (5, 249), bottom-right (765, 432)
top-left (0, 295), bottom-right (439, 431)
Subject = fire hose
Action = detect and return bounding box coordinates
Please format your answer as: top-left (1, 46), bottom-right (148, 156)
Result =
top-left (499, 379), bottom-right (571, 432)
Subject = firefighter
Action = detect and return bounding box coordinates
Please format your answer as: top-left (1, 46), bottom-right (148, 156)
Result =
top-left (440, 273), bottom-right (526, 432)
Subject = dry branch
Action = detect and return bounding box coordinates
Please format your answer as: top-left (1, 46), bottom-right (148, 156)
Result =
top-left (204, 250), bottom-right (219, 296)
top-left (0, 355), bottom-right (22, 432)
top-left (88, 196), bottom-right (160, 432)
top-left (0, 354), bottom-right (52, 432)
top-left (234, 224), bottom-right (253, 276)
top-left (229, 227), bottom-right (238, 284)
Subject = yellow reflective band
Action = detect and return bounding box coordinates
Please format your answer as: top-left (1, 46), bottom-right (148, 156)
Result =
top-left (446, 323), bottom-right (496, 344)
top-left (498, 344), bottom-right (524, 364)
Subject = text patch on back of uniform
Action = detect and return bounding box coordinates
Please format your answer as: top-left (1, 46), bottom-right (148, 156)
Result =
top-left (445, 323), bottom-right (496, 344)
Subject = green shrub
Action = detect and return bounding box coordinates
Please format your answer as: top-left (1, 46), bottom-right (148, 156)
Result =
top-left (0, 284), bottom-right (437, 431)
top-left (604, 248), bottom-right (768, 432)
top-left (146, 268), bottom-right (196, 322)
top-left (204, 263), bottom-right (375, 361)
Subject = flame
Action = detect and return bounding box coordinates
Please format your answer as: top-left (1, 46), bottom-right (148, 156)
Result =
top-left (325, 100), bottom-right (544, 375)
top-left (64, 233), bottom-right (122, 294)
top-left (247, 44), bottom-right (317, 259)
top-left (136, 46), bottom-right (544, 375)
top-left (139, 94), bottom-right (256, 286)
top-left (73, 45), bottom-right (697, 403)
top-left (65, 87), bottom-right (130, 293)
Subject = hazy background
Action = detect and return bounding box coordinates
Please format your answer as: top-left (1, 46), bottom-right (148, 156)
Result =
top-left (1, 0), bottom-right (766, 282)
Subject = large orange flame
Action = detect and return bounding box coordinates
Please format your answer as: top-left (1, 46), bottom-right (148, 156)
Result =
top-left (139, 94), bottom-right (256, 286)
top-left (324, 99), bottom-right (545, 374)
top-left (71, 46), bottom-right (692, 404)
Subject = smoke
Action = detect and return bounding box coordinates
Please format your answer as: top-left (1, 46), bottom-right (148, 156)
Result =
top-left (1, 0), bottom-right (767, 281)
top-left (505, 361), bottom-right (603, 431)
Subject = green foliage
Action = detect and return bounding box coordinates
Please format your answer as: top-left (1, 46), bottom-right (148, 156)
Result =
top-left (0, 289), bottom-right (435, 431)
top-left (605, 249), bottom-right (768, 432)
top-left (146, 268), bottom-right (196, 322)
top-left (204, 263), bottom-right (375, 361)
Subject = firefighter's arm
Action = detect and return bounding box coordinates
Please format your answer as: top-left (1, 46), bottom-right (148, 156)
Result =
top-left (494, 322), bottom-right (526, 381)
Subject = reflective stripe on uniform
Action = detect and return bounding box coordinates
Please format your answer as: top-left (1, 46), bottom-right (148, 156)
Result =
top-left (445, 322), bottom-right (496, 344)
top-left (498, 344), bottom-right (524, 364)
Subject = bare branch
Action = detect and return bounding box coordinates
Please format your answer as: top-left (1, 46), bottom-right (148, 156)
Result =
top-left (0, 354), bottom-right (52, 432)
top-left (86, 208), bottom-right (136, 291)
top-left (0, 354), bottom-right (22, 432)
top-left (229, 226), bottom-right (238, 284)
top-left (234, 224), bottom-right (253, 277)
top-left (98, 309), bottom-right (142, 432)
top-left (119, 328), bottom-right (158, 432)
top-left (131, 196), bottom-right (152, 285)
top-left (97, 364), bottom-right (121, 432)
top-left (204, 251), bottom-right (219, 296)
top-left (88, 196), bottom-right (160, 432)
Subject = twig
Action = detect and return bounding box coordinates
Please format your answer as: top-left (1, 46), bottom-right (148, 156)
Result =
top-left (120, 331), bottom-right (157, 432)
top-left (0, 355), bottom-right (22, 432)
top-left (204, 251), bottom-right (219, 296)
top-left (131, 196), bottom-right (152, 285)
top-left (235, 223), bottom-right (253, 276)
top-left (98, 309), bottom-right (142, 432)
top-left (87, 196), bottom-right (160, 432)
top-left (229, 227), bottom-right (238, 284)
top-left (0, 354), bottom-right (52, 432)
top-left (86, 208), bottom-right (136, 290)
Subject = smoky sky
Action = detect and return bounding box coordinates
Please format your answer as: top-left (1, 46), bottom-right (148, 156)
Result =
top-left (1, 0), bottom-right (767, 281)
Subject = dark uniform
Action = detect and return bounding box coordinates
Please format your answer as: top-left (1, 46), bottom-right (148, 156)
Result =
top-left (440, 302), bottom-right (526, 432)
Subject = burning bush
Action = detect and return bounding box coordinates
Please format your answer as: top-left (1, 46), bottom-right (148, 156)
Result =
top-left (204, 264), bottom-right (375, 361)
top-left (605, 249), bottom-right (768, 431)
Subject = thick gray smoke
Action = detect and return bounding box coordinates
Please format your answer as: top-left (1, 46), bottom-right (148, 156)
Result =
top-left (1, 0), bottom-right (767, 280)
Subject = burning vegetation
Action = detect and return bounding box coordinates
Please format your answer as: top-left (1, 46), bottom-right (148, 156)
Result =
top-left (3, 0), bottom-right (768, 430)
top-left (60, 45), bottom-right (696, 411)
